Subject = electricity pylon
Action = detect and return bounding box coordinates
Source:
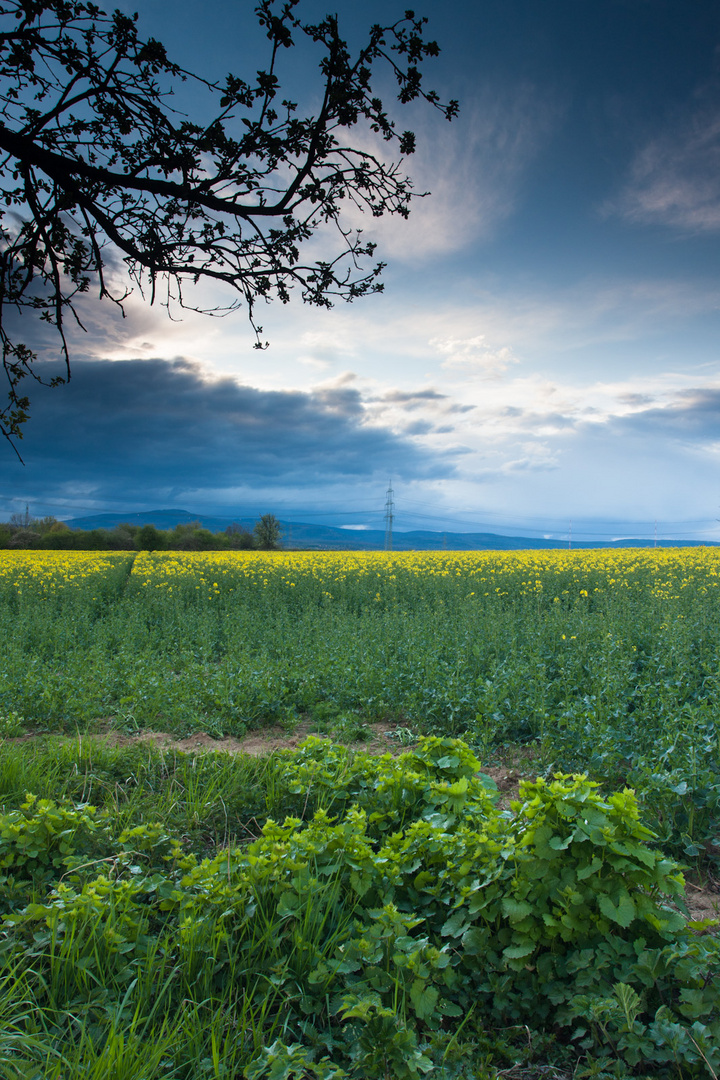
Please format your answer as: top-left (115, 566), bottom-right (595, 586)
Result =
top-left (384, 480), bottom-right (394, 551)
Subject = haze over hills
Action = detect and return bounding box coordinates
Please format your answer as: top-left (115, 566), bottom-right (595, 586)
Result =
top-left (64, 510), bottom-right (717, 550)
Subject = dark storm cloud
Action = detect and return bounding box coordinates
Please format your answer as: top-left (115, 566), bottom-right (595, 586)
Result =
top-left (7, 359), bottom-right (456, 508)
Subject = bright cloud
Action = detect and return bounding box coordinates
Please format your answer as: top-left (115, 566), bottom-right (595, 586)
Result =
top-left (432, 334), bottom-right (518, 377)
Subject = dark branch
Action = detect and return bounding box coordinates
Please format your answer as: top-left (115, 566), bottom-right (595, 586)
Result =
top-left (0, 0), bottom-right (458, 453)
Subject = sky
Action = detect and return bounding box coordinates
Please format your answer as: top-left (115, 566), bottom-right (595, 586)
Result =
top-left (4, 0), bottom-right (720, 541)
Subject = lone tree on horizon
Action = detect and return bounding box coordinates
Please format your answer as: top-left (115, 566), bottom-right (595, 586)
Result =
top-left (0, 0), bottom-right (457, 453)
top-left (254, 514), bottom-right (282, 551)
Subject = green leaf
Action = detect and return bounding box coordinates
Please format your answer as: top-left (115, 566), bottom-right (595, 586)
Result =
top-left (441, 908), bottom-right (468, 937)
top-left (598, 890), bottom-right (636, 928)
top-left (410, 980), bottom-right (439, 1020)
top-left (577, 857), bottom-right (603, 880)
top-left (439, 1001), bottom-right (464, 1017)
top-left (277, 892), bottom-right (300, 918)
top-left (678, 987), bottom-right (714, 1019)
top-left (613, 841), bottom-right (656, 867)
top-left (532, 823), bottom-right (559, 858)
top-left (501, 898), bottom-right (534, 922)
top-left (475, 772), bottom-right (500, 800)
top-left (461, 927), bottom-right (487, 954)
top-left (437, 755), bottom-right (460, 770)
top-left (503, 941), bottom-right (535, 960)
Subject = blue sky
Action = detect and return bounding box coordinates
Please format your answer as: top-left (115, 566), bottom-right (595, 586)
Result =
top-left (5, 0), bottom-right (720, 541)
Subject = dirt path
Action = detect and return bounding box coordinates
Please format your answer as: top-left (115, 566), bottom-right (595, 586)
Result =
top-left (94, 719), bottom-right (528, 806)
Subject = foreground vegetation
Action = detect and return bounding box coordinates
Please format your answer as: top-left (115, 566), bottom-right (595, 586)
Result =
top-left (0, 548), bottom-right (718, 1075)
top-left (0, 734), bottom-right (717, 1079)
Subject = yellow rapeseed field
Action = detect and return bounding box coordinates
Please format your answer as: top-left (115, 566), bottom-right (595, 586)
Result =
top-left (0, 550), bottom-right (133, 597)
top-left (1, 545), bottom-right (719, 603)
top-left (130, 545), bottom-right (720, 607)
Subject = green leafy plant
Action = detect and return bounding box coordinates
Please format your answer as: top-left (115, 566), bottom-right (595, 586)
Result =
top-left (0, 739), bottom-right (716, 1078)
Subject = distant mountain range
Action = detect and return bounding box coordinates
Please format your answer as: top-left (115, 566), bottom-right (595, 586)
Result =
top-left (63, 509), bottom-right (716, 550)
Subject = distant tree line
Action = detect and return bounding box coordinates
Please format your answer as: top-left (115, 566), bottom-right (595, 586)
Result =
top-left (0, 513), bottom-right (283, 551)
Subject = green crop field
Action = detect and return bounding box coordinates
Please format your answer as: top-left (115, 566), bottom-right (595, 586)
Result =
top-left (0, 548), bottom-right (718, 1078)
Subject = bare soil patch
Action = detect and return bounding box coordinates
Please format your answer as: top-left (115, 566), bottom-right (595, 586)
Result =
top-left (92, 721), bottom-right (527, 804)
top-left (94, 719), bottom-right (418, 760)
top-left (683, 875), bottom-right (720, 926)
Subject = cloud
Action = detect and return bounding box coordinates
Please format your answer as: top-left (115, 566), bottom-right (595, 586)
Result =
top-left (609, 84), bottom-right (720, 232)
top-left (7, 358), bottom-right (458, 512)
top-left (376, 389), bottom-right (449, 408)
top-left (259, 274), bottom-right (720, 402)
top-left (617, 392), bottom-right (655, 408)
top-left (500, 443), bottom-right (560, 473)
top-left (605, 387), bottom-right (720, 444)
top-left (296, 330), bottom-right (358, 372)
top-left (467, 379), bottom-right (720, 464)
top-left (331, 85), bottom-right (561, 263)
top-left (433, 334), bottom-right (518, 378)
top-left (361, 384), bottom-right (476, 438)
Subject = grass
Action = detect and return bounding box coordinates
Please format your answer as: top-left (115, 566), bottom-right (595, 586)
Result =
top-left (0, 736), bottom-right (286, 855)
